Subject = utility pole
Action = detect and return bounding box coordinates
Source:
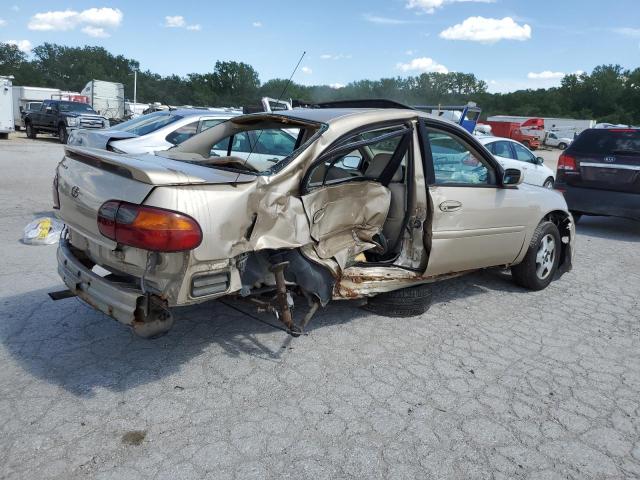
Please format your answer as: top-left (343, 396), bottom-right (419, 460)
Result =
top-left (133, 68), bottom-right (138, 106)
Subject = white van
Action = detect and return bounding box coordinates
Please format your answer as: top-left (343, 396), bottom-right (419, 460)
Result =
top-left (0, 76), bottom-right (15, 139)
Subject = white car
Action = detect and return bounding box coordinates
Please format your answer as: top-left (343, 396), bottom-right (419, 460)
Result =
top-left (478, 136), bottom-right (555, 188)
top-left (67, 109), bottom-right (241, 154)
top-left (544, 132), bottom-right (572, 150)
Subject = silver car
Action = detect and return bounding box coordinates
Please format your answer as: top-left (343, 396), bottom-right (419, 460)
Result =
top-left (53, 104), bottom-right (575, 338)
top-left (67, 109), bottom-right (241, 154)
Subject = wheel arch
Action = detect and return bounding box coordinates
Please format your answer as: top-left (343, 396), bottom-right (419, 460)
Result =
top-left (543, 209), bottom-right (573, 276)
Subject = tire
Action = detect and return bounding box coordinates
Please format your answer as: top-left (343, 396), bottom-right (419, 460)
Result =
top-left (362, 284), bottom-right (432, 317)
top-left (511, 221), bottom-right (561, 291)
top-left (543, 177), bottom-right (554, 189)
top-left (0, 132), bottom-right (8, 140)
top-left (15, 125), bottom-right (21, 131)
top-left (58, 124), bottom-right (68, 144)
top-left (25, 122), bottom-right (37, 139)
top-left (558, 142), bottom-right (567, 150)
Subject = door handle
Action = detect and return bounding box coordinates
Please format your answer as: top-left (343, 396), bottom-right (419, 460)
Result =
top-left (313, 208), bottom-right (326, 224)
top-left (439, 200), bottom-right (462, 212)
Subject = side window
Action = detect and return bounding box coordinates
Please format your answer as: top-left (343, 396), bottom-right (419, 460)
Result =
top-left (490, 141), bottom-right (513, 159)
top-left (199, 119), bottom-right (224, 133)
top-left (210, 129), bottom-right (299, 158)
top-left (165, 121), bottom-right (199, 145)
top-left (512, 143), bottom-right (536, 163)
top-left (428, 129), bottom-right (492, 185)
top-left (306, 125), bottom-right (408, 190)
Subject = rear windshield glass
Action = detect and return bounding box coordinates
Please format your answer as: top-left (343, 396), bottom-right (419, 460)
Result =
top-left (110, 112), bottom-right (183, 136)
top-left (572, 129), bottom-right (640, 155)
top-left (58, 101), bottom-right (96, 113)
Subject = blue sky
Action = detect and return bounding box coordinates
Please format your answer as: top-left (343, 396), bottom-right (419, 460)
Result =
top-left (1, 0), bottom-right (639, 92)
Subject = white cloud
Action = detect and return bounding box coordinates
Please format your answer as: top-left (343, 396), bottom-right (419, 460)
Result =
top-left (164, 15), bottom-right (185, 28)
top-left (319, 53), bottom-right (351, 60)
top-left (252, 21), bottom-right (262, 27)
top-left (440, 16), bottom-right (531, 43)
top-left (6, 39), bottom-right (32, 53)
top-left (81, 26), bottom-right (109, 38)
top-left (301, 66), bottom-right (313, 75)
top-left (613, 27), bottom-right (640, 38)
top-left (363, 14), bottom-right (412, 25)
top-left (396, 56), bottom-right (449, 74)
top-left (164, 15), bottom-right (201, 31)
top-left (527, 70), bottom-right (564, 80)
top-left (28, 8), bottom-right (122, 36)
top-left (0, 18), bottom-right (6, 27)
top-left (329, 83), bottom-right (346, 89)
top-left (406, 0), bottom-right (495, 14)
top-left (77, 8), bottom-right (123, 28)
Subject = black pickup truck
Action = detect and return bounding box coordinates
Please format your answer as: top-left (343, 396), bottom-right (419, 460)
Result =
top-left (24, 99), bottom-right (108, 144)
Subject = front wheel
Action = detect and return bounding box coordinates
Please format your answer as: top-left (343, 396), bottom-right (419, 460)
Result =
top-left (543, 177), bottom-right (554, 189)
top-left (511, 221), bottom-right (561, 291)
top-left (362, 284), bottom-right (432, 317)
top-left (58, 125), bottom-right (68, 144)
top-left (26, 122), bottom-right (37, 139)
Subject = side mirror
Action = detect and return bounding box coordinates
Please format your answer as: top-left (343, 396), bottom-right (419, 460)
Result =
top-left (503, 167), bottom-right (524, 186)
top-left (536, 157), bottom-right (544, 165)
top-left (341, 155), bottom-right (362, 169)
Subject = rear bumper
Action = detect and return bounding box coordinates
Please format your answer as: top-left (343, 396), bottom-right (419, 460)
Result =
top-left (558, 184), bottom-right (640, 220)
top-left (57, 239), bottom-right (142, 325)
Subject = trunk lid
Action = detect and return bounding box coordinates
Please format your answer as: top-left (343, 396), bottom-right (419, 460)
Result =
top-left (56, 146), bottom-right (255, 245)
top-left (564, 129), bottom-right (640, 194)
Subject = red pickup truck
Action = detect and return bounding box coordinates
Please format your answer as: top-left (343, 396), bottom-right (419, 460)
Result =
top-left (481, 121), bottom-right (541, 150)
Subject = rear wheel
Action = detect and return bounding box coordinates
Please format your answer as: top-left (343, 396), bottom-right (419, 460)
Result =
top-left (511, 221), bottom-right (561, 291)
top-left (58, 125), bottom-right (68, 144)
top-left (558, 142), bottom-right (567, 150)
top-left (543, 177), bottom-right (554, 189)
top-left (0, 133), bottom-right (8, 140)
top-left (362, 284), bottom-right (432, 317)
top-left (26, 122), bottom-right (37, 139)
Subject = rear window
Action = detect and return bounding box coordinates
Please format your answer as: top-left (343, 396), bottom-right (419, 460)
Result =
top-left (571, 129), bottom-right (640, 155)
top-left (111, 112), bottom-right (183, 136)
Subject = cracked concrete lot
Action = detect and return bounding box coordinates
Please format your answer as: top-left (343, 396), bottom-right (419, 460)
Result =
top-left (1, 135), bottom-right (639, 479)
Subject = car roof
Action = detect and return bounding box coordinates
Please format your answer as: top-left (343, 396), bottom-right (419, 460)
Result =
top-left (265, 107), bottom-right (434, 124)
top-left (169, 108), bottom-right (241, 118)
top-left (476, 135), bottom-right (509, 144)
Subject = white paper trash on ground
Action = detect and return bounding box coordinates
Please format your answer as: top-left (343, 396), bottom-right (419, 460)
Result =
top-left (22, 217), bottom-right (64, 245)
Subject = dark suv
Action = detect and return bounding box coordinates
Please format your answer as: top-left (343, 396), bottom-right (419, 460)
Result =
top-left (555, 128), bottom-right (640, 221)
top-left (24, 100), bottom-right (108, 144)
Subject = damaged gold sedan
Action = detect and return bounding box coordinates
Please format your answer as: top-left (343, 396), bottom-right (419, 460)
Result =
top-left (52, 103), bottom-right (575, 337)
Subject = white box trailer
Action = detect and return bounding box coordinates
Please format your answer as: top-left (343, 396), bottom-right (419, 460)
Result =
top-left (487, 115), bottom-right (596, 139)
top-left (81, 80), bottom-right (125, 120)
top-left (0, 76), bottom-right (15, 139)
top-left (12, 86), bottom-right (62, 129)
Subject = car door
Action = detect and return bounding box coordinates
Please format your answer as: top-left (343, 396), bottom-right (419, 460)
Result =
top-left (300, 123), bottom-right (413, 268)
top-left (420, 122), bottom-right (528, 276)
top-left (512, 141), bottom-right (545, 186)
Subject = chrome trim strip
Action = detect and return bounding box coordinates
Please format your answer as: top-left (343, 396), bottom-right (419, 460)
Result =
top-left (580, 162), bottom-right (640, 171)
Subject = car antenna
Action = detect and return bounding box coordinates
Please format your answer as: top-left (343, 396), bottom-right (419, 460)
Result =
top-left (233, 51), bottom-right (306, 184)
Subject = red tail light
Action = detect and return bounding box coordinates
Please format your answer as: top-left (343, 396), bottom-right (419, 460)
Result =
top-left (557, 153), bottom-right (577, 171)
top-left (97, 201), bottom-right (202, 252)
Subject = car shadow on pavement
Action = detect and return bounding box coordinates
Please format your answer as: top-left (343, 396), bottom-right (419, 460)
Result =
top-left (0, 270), bottom-right (527, 397)
top-left (575, 216), bottom-right (640, 242)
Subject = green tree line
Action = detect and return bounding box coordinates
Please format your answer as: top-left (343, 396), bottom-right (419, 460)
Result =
top-left (1, 42), bottom-right (638, 124)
